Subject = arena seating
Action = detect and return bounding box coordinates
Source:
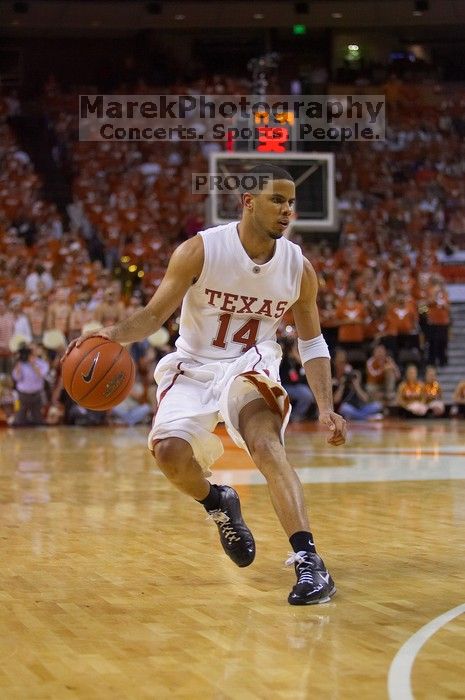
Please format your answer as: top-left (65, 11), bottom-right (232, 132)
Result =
top-left (1, 77), bottom-right (464, 424)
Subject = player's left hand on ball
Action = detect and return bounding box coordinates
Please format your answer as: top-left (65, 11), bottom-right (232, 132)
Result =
top-left (319, 410), bottom-right (347, 446)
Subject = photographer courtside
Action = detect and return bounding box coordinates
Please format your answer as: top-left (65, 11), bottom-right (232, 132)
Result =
top-left (11, 343), bottom-right (49, 426)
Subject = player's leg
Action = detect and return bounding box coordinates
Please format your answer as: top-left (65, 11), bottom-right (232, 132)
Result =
top-left (239, 398), bottom-right (309, 535)
top-left (153, 437), bottom-right (210, 500)
top-left (239, 397), bottom-right (335, 605)
top-left (149, 356), bottom-right (220, 502)
top-left (153, 437), bottom-right (255, 567)
top-left (149, 354), bottom-right (257, 567)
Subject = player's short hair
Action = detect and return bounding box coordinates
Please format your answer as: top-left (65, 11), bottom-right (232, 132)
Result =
top-left (242, 163), bottom-right (294, 193)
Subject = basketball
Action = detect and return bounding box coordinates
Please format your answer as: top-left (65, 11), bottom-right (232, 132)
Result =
top-left (62, 336), bottom-right (135, 411)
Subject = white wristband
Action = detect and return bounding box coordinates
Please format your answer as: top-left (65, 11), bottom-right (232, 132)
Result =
top-left (298, 334), bottom-right (330, 364)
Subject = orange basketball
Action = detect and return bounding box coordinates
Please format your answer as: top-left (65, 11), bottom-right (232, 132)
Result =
top-left (62, 336), bottom-right (135, 411)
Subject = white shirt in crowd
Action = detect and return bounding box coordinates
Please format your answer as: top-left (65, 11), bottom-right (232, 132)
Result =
top-left (25, 270), bottom-right (54, 295)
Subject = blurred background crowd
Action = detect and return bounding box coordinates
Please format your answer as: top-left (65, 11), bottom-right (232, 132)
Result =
top-left (1, 34), bottom-right (465, 427)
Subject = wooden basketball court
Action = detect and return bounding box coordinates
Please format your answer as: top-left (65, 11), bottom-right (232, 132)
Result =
top-left (1, 420), bottom-right (464, 699)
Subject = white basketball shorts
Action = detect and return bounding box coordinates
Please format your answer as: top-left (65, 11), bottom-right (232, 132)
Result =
top-left (147, 340), bottom-right (291, 473)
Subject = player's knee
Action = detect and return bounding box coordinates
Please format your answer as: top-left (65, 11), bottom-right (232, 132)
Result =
top-left (248, 434), bottom-right (284, 469)
top-left (153, 438), bottom-right (192, 479)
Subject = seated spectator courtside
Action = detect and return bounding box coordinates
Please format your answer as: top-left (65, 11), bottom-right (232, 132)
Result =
top-left (365, 344), bottom-right (400, 406)
top-left (422, 365), bottom-right (446, 417)
top-left (11, 343), bottom-right (49, 426)
top-left (396, 364), bottom-right (427, 416)
top-left (279, 336), bottom-right (315, 422)
top-left (334, 368), bottom-right (384, 422)
top-left (450, 380), bottom-right (465, 417)
top-left (394, 364), bottom-right (446, 418)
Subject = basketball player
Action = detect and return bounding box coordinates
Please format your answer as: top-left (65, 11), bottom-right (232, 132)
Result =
top-left (65, 164), bottom-right (347, 605)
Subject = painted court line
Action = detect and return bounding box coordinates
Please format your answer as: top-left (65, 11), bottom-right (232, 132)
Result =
top-left (289, 447), bottom-right (465, 458)
top-left (209, 455), bottom-right (465, 485)
top-left (387, 603), bottom-right (465, 700)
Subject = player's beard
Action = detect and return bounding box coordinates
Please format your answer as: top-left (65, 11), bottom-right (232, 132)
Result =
top-left (268, 230), bottom-right (283, 240)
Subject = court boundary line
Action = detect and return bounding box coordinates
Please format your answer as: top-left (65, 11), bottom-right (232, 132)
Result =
top-left (387, 603), bottom-right (465, 700)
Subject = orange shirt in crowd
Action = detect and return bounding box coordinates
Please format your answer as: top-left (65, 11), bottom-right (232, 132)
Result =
top-left (319, 304), bottom-right (338, 330)
top-left (386, 302), bottom-right (418, 335)
top-left (398, 380), bottom-right (424, 403)
top-left (423, 381), bottom-right (442, 403)
top-left (427, 290), bottom-right (450, 325)
top-left (336, 300), bottom-right (366, 343)
top-left (366, 356), bottom-right (390, 385)
top-left (366, 312), bottom-right (390, 341)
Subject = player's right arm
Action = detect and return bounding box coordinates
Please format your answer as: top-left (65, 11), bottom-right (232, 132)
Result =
top-left (63, 236), bottom-right (204, 355)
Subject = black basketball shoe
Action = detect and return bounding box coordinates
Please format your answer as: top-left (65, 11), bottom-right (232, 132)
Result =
top-left (207, 485), bottom-right (255, 568)
top-left (286, 551), bottom-right (336, 605)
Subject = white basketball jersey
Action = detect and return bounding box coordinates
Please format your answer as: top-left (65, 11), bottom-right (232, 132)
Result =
top-left (175, 221), bottom-right (304, 361)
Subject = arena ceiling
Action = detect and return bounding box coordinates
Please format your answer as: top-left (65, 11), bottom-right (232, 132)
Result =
top-left (1, 0), bottom-right (465, 33)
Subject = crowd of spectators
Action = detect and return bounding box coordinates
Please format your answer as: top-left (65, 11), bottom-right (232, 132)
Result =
top-left (1, 74), bottom-right (465, 427)
top-left (278, 337), bottom-right (460, 422)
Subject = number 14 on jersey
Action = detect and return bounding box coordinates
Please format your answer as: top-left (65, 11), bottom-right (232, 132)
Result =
top-left (212, 313), bottom-right (260, 352)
